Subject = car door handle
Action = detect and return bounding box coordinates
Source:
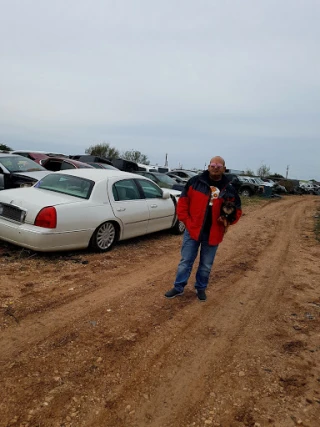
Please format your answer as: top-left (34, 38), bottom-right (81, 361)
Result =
top-left (150, 204), bottom-right (158, 208)
top-left (116, 208), bottom-right (126, 212)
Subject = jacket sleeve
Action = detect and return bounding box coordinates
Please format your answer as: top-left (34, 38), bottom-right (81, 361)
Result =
top-left (176, 181), bottom-right (191, 225)
top-left (231, 207), bottom-right (242, 225)
top-left (224, 182), bottom-right (242, 225)
top-left (230, 186), bottom-right (242, 225)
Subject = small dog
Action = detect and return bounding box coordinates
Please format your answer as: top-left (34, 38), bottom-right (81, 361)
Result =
top-left (218, 200), bottom-right (237, 231)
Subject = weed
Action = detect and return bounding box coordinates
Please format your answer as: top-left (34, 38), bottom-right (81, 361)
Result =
top-left (240, 196), bottom-right (266, 207)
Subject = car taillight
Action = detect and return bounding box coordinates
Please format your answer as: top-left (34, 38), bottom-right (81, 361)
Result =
top-left (34, 207), bottom-right (57, 228)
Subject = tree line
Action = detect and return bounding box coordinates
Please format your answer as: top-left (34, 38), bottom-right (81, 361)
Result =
top-left (0, 142), bottom-right (150, 165)
top-left (85, 143), bottom-right (150, 165)
top-left (1, 142), bottom-right (286, 178)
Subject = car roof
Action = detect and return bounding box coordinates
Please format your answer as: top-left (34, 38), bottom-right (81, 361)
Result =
top-left (171, 169), bottom-right (197, 172)
top-left (12, 150), bottom-right (67, 156)
top-left (42, 157), bottom-right (94, 167)
top-left (51, 168), bottom-right (140, 181)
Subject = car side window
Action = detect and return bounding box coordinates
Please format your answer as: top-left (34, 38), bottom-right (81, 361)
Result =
top-left (136, 179), bottom-right (163, 199)
top-left (43, 160), bottom-right (61, 171)
top-left (61, 161), bottom-right (75, 170)
top-left (113, 179), bottom-right (141, 201)
top-left (174, 171), bottom-right (185, 178)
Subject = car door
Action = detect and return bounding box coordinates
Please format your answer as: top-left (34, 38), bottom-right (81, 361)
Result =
top-left (109, 178), bottom-right (149, 239)
top-left (0, 163), bottom-right (13, 189)
top-left (135, 178), bottom-right (174, 233)
top-left (0, 166), bottom-right (5, 190)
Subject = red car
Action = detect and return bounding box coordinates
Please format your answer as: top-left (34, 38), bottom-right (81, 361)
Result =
top-left (40, 157), bottom-right (94, 171)
top-left (11, 150), bottom-right (68, 165)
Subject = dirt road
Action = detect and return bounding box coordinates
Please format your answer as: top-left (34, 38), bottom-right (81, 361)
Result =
top-left (1, 195), bottom-right (320, 427)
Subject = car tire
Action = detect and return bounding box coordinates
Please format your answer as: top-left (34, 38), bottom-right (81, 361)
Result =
top-left (171, 219), bottom-right (185, 235)
top-left (90, 221), bottom-right (118, 252)
top-left (240, 188), bottom-right (252, 197)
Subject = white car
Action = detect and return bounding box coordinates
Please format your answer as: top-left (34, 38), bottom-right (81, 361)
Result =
top-left (0, 169), bottom-right (185, 252)
top-left (299, 182), bottom-right (318, 194)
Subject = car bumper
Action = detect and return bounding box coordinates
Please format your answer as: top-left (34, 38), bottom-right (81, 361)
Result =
top-left (0, 219), bottom-right (93, 252)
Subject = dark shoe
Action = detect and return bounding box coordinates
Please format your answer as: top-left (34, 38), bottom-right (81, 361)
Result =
top-left (196, 289), bottom-right (207, 302)
top-left (165, 288), bottom-right (184, 299)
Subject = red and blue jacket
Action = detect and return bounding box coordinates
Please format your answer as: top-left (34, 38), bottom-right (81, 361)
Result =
top-left (177, 170), bottom-right (242, 245)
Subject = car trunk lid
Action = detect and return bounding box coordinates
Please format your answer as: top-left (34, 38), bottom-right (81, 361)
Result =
top-left (0, 188), bottom-right (85, 224)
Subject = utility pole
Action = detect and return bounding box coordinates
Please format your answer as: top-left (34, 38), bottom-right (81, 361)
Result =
top-left (286, 165), bottom-right (289, 179)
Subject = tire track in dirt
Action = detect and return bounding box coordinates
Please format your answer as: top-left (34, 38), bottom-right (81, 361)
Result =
top-left (103, 197), bottom-right (313, 427)
top-left (48, 197), bottom-right (314, 427)
top-left (0, 197), bottom-right (275, 360)
top-left (89, 196), bottom-right (319, 427)
top-left (0, 196), bottom-right (319, 427)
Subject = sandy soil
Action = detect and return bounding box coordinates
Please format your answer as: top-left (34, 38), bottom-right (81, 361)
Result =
top-left (0, 195), bottom-right (320, 427)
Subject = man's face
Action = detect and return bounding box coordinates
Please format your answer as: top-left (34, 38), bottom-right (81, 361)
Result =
top-left (208, 156), bottom-right (226, 180)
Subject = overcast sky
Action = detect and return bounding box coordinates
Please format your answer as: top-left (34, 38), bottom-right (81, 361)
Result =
top-left (1, 0), bottom-right (319, 180)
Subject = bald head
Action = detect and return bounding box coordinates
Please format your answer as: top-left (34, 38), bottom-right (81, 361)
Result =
top-left (208, 156), bottom-right (226, 181)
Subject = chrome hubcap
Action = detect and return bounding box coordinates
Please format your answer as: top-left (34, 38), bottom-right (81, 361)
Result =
top-left (178, 221), bottom-right (185, 233)
top-left (96, 223), bottom-right (116, 249)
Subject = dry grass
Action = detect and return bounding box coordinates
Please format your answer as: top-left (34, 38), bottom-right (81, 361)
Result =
top-left (240, 195), bottom-right (267, 207)
top-left (315, 207), bottom-right (320, 242)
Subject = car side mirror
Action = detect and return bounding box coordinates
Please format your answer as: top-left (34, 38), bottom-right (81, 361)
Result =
top-left (162, 189), bottom-right (170, 199)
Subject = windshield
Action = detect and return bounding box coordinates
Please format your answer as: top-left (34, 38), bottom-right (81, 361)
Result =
top-left (0, 156), bottom-right (46, 172)
top-left (89, 162), bottom-right (118, 170)
top-left (239, 176), bottom-right (250, 182)
top-left (35, 173), bottom-right (94, 199)
top-left (153, 173), bottom-right (176, 185)
top-left (99, 164), bottom-right (118, 170)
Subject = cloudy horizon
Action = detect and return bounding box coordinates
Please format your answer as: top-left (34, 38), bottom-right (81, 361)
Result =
top-left (1, 0), bottom-right (319, 180)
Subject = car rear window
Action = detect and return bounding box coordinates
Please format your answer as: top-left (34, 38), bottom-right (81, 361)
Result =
top-left (0, 156), bottom-right (46, 172)
top-left (35, 174), bottom-right (94, 199)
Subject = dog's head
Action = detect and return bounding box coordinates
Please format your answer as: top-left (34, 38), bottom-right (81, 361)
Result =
top-left (221, 200), bottom-right (236, 216)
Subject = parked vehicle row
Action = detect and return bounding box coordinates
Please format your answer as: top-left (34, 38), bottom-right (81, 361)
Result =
top-left (2, 150), bottom-right (318, 197)
top-left (0, 169), bottom-right (185, 252)
top-left (1, 149), bottom-right (319, 255)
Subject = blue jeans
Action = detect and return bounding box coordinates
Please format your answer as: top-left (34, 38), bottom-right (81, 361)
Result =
top-left (174, 229), bottom-right (218, 292)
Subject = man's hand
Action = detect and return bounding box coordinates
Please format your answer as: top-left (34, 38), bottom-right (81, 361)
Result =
top-left (218, 216), bottom-right (230, 232)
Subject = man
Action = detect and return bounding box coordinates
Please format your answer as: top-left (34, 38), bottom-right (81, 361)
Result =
top-left (165, 156), bottom-right (242, 302)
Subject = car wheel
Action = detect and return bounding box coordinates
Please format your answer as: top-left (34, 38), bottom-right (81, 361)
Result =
top-left (90, 221), bottom-right (117, 252)
top-left (240, 188), bottom-right (251, 197)
top-left (171, 219), bottom-right (185, 235)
